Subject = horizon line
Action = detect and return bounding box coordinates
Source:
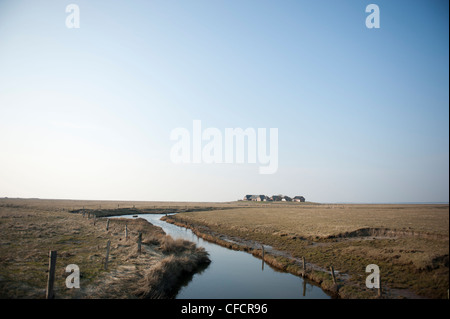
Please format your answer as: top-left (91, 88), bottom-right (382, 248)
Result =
top-left (1, 197), bottom-right (448, 205)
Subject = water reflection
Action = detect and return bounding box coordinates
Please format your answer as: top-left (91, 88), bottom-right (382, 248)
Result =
top-left (303, 279), bottom-right (306, 297)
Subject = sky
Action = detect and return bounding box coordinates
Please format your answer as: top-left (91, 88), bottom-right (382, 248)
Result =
top-left (0, 0), bottom-right (448, 203)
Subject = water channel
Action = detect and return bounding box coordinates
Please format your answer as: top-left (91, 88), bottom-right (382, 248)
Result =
top-left (118, 214), bottom-right (331, 299)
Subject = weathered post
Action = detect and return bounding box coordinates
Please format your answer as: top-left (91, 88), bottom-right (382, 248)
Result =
top-left (330, 266), bottom-right (337, 285)
top-left (106, 219), bottom-right (110, 231)
top-left (125, 224), bottom-right (128, 240)
top-left (104, 240), bottom-right (111, 270)
top-left (302, 278), bottom-right (306, 297)
top-left (261, 245), bottom-right (265, 271)
top-left (46, 250), bottom-right (57, 299)
top-left (302, 257), bottom-right (306, 276)
top-left (137, 232), bottom-right (142, 254)
top-left (93, 214), bottom-right (96, 226)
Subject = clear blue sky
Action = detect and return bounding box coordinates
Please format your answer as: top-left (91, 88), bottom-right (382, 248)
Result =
top-left (0, 0), bottom-right (448, 203)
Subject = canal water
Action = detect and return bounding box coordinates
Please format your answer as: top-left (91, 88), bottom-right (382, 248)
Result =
top-left (119, 214), bottom-right (330, 299)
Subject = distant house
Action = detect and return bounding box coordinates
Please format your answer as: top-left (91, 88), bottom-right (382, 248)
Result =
top-left (244, 194), bottom-right (305, 202)
top-left (252, 195), bottom-right (268, 201)
top-left (271, 195), bottom-right (283, 201)
top-left (293, 196), bottom-right (306, 202)
top-left (244, 195), bottom-right (268, 201)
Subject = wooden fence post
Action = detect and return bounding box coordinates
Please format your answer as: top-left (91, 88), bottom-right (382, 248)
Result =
top-left (137, 232), bottom-right (142, 254)
top-left (46, 250), bottom-right (57, 299)
top-left (302, 257), bottom-right (307, 276)
top-left (106, 219), bottom-right (110, 231)
top-left (330, 266), bottom-right (337, 285)
top-left (261, 245), bottom-right (265, 271)
top-left (125, 224), bottom-right (128, 240)
top-left (302, 278), bottom-right (306, 297)
top-left (104, 240), bottom-right (111, 270)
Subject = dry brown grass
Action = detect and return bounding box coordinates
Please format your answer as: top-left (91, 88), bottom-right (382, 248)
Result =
top-left (176, 204), bottom-right (448, 238)
top-left (0, 198), bottom-right (209, 299)
top-left (167, 203), bottom-right (449, 299)
top-left (134, 251), bottom-right (210, 299)
top-left (2, 198), bottom-right (447, 299)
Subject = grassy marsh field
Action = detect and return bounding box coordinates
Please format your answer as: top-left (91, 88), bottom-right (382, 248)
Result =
top-left (163, 202), bottom-right (449, 299)
top-left (0, 198), bottom-right (448, 299)
top-left (0, 198), bottom-right (210, 299)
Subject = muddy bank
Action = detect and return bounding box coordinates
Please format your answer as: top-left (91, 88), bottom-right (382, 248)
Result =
top-left (160, 215), bottom-right (435, 299)
top-left (87, 217), bottom-right (211, 299)
top-left (326, 227), bottom-right (449, 241)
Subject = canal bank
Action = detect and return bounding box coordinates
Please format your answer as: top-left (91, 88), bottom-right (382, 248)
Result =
top-left (134, 214), bottom-right (333, 299)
